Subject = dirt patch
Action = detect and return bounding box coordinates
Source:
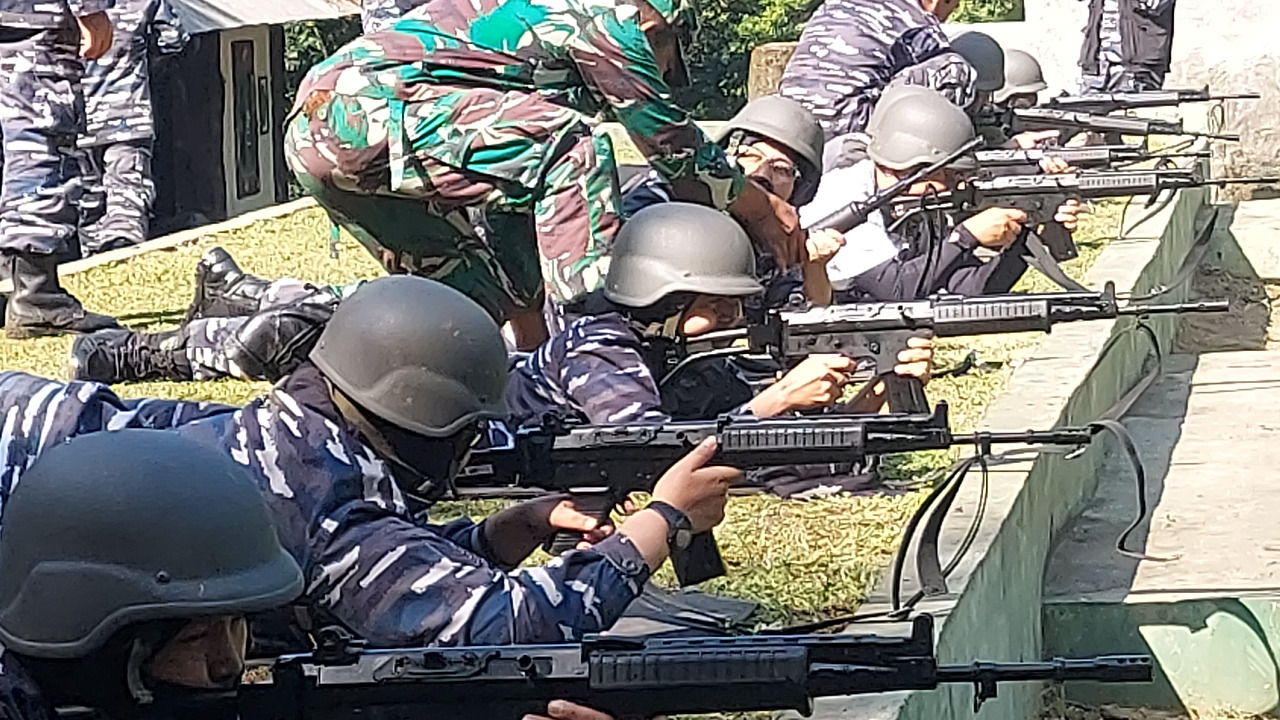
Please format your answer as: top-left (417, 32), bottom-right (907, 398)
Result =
top-left (1172, 265), bottom-right (1271, 353)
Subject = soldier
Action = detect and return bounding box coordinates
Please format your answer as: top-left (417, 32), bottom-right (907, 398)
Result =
top-left (77, 0), bottom-right (189, 255)
top-left (802, 85), bottom-right (1079, 300)
top-left (994, 49), bottom-right (1048, 110)
top-left (1079, 0), bottom-right (1176, 93)
top-left (778, 0), bottom-right (962, 149)
top-left (0, 0), bottom-right (121, 338)
top-left (0, 430), bottom-right (305, 719)
top-left (285, 0), bottom-right (805, 352)
top-left (11, 275), bottom-right (739, 647)
top-left (506, 202), bottom-right (934, 427)
top-left (623, 94), bottom-right (843, 307)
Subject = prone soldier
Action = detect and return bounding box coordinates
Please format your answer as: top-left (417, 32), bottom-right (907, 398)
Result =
top-left (7, 275), bottom-right (739, 647)
top-left (0, 430), bottom-right (305, 719)
top-left (0, 0), bottom-right (120, 338)
top-left (285, 0), bottom-right (805, 351)
top-left (77, 0), bottom-right (189, 255)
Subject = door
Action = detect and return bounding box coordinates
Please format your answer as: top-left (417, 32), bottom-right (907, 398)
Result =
top-left (219, 26), bottom-right (276, 218)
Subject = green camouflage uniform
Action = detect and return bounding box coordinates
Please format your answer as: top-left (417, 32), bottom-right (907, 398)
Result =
top-left (284, 0), bottom-right (745, 322)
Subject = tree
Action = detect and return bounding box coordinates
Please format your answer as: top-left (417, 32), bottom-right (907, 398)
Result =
top-left (675, 0), bottom-right (1025, 118)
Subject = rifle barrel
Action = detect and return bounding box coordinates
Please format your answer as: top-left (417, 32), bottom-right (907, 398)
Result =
top-left (1205, 176), bottom-right (1280, 185)
top-left (955, 427), bottom-right (1097, 447)
top-left (1119, 300), bottom-right (1230, 315)
top-left (937, 655), bottom-right (1154, 685)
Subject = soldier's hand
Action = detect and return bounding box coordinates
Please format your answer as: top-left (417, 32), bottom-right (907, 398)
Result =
top-left (1010, 129), bottom-right (1060, 149)
top-left (524, 701), bottom-right (656, 720)
top-left (1052, 199), bottom-right (1082, 232)
top-left (806, 228), bottom-right (846, 266)
top-left (650, 437), bottom-right (737, 534)
top-left (77, 12), bottom-right (114, 60)
top-left (961, 208), bottom-right (1027, 249)
top-left (729, 180), bottom-right (806, 268)
top-left (894, 335), bottom-right (934, 386)
top-left (483, 494), bottom-right (614, 566)
top-left (750, 354), bottom-right (856, 416)
top-left (1038, 155), bottom-right (1072, 174)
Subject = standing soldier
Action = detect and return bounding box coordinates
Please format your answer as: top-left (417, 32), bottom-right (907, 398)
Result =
top-left (284, 0), bottom-right (806, 351)
top-left (1079, 0), bottom-right (1176, 93)
top-left (77, 0), bottom-right (189, 255)
top-left (0, 0), bottom-right (121, 338)
top-left (778, 0), bottom-right (962, 152)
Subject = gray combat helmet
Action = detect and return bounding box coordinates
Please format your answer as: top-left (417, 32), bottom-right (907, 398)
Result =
top-left (310, 276), bottom-right (508, 438)
top-left (0, 431), bottom-right (303, 659)
top-left (993, 49), bottom-right (1048, 104)
top-left (949, 31), bottom-right (1005, 92)
top-left (717, 95), bottom-right (825, 205)
top-left (867, 85), bottom-right (978, 171)
top-left (604, 202), bottom-right (762, 308)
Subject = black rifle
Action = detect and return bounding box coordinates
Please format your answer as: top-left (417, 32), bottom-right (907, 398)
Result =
top-left (973, 144), bottom-right (1210, 172)
top-left (678, 282), bottom-right (1229, 416)
top-left (235, 617), bottom-right (1153, 720)
top-left (1045, 87), bottom-right (1259, 115)
top-left (894, 166), bottom-right (1278, 263)
top-left (455, 405), bottom-right (1100, 585)
top-left (1005, 107), bottom-right (1240, 142)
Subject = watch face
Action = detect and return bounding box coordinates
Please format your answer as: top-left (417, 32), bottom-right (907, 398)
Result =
top-left (674, 529), bottom-right (693, 550)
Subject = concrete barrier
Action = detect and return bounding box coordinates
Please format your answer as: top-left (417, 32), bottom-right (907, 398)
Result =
top-left (781, 182), bottom-right (1214, 720)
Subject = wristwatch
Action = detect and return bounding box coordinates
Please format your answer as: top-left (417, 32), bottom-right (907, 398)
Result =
top-left (645, 501), bottom-right (694, 551)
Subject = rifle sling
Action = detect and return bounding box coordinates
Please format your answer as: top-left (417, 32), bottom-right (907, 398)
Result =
top-left (1023, 232), bottom-right (1090, 292)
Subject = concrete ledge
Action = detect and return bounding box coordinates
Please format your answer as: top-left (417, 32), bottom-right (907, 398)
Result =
top-left (786, 184), bottom-right (1214, 720)
top-left (0, 197), bottom-right (319, 294)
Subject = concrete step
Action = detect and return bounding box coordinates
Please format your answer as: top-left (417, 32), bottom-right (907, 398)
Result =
top-left (1043, 350), bottom-right (1280, 714)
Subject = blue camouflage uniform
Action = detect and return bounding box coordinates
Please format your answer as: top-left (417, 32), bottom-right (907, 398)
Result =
top-left (77, 0), bottom-right (187, 255)
top-left (0, 366), bottom-right (650, 646)
top-left (0, 0), bottom-right (110, 260)
top-left (506, 312), bottom-right (754, 427)
top-left (777, 0), bottom-right (949, 145)
top-left (0, 651), bottom-right (54, 720)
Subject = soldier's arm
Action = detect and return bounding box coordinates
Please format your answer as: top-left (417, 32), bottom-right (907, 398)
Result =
top-left (66, 0), bottom-right (112, 19)
top-left (307, 506), bottom-right (650, 646)
top-left (557, 1), bottom-right (745, 210)
top-left (558, 329), bottom-right (670, 425)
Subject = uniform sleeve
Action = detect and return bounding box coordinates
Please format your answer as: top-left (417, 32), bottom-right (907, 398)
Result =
top-left (67, 0), bottom-right (112, 18)
top-left (839, 227), bottom-right (980, 301)
top-left (556, 0), bottom-right (745, 210)
top-left (149, 0), bottom-right (190, 55)
top-left (308, 504), bottom-right (650, 646)
top-left (621, 171), bottom-right (673, 217)
top-left (777, 8), bottom-right (894, 137)
top-left (559, 333), bottom-right (671, 425)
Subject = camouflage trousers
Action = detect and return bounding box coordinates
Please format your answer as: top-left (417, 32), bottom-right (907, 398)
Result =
top-left (78, 138), bottom-right (154, 255)
top-left (0, 25), bottom-right (86, 257)
top-left (283, 87), bottom-right (621, 324)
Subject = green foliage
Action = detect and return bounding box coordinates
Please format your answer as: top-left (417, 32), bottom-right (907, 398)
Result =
top-left (678, 0), bottom-right (1025, 119)
top-left (282, 17), bottom-right (361, 107)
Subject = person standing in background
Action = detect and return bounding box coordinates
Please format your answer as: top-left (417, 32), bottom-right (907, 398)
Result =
top-left (77, 0), bottom-right (189, 256)
top-left (1079, 0), bottom-right (1176, 92)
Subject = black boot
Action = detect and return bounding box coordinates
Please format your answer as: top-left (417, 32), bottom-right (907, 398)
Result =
top-left (69, 328), bottom-right (193, 383)
top-left (225, 290), bottom-right (340, 382)
top-left (185, 246), bottom-right (270, 322)
top-left (4, 251), bottom-right (120, 340)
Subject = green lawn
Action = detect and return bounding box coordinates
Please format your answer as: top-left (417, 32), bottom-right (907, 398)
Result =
top-left (0, 198), bottom-right (1126, 626)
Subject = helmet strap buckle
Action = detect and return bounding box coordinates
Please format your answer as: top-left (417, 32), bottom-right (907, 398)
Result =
top-left (126, 637), bottom-right (156, 705)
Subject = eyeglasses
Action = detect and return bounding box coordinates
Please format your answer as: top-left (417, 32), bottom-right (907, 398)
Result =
top-left (733, 146), bottom-right (801, 183)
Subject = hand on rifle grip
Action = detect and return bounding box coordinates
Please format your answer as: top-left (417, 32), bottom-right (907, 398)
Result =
top-left (542, 493), bottom-right (618, 555)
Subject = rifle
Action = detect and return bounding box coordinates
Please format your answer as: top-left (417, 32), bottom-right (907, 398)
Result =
top-left (677, 283), bottom-right (1229, 416)
top-left (236, 618), bottom-right (1153, 719)
top-left (1005, 107), bottom-right (1240, 142)
top-left (455, 405), bottom-right (1101, 586)
top-left (894, 166), bottom-right (1278, 263)
top-left (973, 144), bottom-right (1210, 172)
top-left (1045, 87), bottom-right (1259, 115)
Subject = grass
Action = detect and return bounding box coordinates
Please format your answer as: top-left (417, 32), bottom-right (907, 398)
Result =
top-left (0, 198), bottom-right (1127, 626)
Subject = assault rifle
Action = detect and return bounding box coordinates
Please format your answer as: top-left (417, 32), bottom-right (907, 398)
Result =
top-left (235, 617), bottom-right (1153, 720)
top-left (893, 166), bottom-right (1278, 262)
top-left (455, 405), bottom-right (1100, 585)
top-left (678, 283), bottom-right (1229, 416)
top-left (1045, 87), bottom-right (1259, 115)
top-left (1003, 107), bottom-right (1240, 142)
top-left (973, 144), bottom-right (1210, 172)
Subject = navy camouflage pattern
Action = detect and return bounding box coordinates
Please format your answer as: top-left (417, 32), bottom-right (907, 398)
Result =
top-left (0, 367), bottom-right (651, 646)
top-left (778, 0), bottom-right (946, 140)
top-left (77, 138), bottom-right (154, 253)
top-left (0, 651), bottom-right (55, 720)
top-left (1, 0), bottom-right (110, 29)
top-left (0, 24), bottom-right (86, 257)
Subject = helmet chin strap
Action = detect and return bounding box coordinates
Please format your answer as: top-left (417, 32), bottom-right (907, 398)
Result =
top-left (126, 637), bottom-right (156, 705)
